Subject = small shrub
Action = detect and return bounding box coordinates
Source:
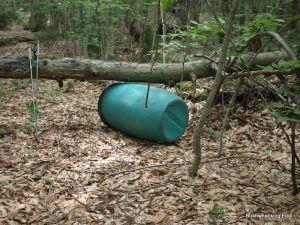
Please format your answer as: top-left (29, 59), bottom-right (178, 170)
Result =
top-left (0, 84), bottom-right (11, 102)
top-left (63, 80), bottom-right (75, 93)
top-left (26, 101), bottom-right (42, 123)
top-left (48, 89), bottom-right (62, 102)
top-left (204, 126), bottom-right (220, 141)
top-left (207, 203), bottom-right (225, 224)
top-left (191, 88), bottom-right (209, 101)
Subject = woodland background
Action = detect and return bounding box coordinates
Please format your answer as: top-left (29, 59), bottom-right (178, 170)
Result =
top-left (0, 0), bottom-right (300, 224)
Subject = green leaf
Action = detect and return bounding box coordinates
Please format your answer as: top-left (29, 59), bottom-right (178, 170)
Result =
top-left (204, 126), bottom-right (220, 141)
top-left (276, 18), bottom-right (285, 23)
top-left (190, 20), bottom-right (199, 25)
top-left (276, 116), bottom-right (288, 123)
top-left (161, 0), bottom-right (173, 10)
top-left (265, 66), bottom-right (274, 71)
top-left (217, 17), bottom-right (225, 25)
top-left (209, 203), bottom-right (225, 221)
top-left (280, 117), bottom-right (300, 123)
top-left (293, 109), bottom-right (300, 116)
top-left (265, 101), bottom-right (288, 109)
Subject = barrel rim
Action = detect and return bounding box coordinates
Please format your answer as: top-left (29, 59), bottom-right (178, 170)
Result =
top-left (98, 83), bottom-right (121, 125)
top-left (159, 99), bottom-right (189, 142)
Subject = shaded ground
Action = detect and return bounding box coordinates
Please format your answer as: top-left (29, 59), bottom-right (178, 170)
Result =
top-left (0, 77), bottom-right (299, 224)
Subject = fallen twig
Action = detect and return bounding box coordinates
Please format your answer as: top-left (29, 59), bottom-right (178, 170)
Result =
top-left (232, 115), bottom-right (268, 130)
top-left (69, 192), bottom-right (92, 211)
top-left (116, 199), bottom-right (132, 218)
top-left (108, 163), bottom-right (184, 176)
top-left (109, 155), bottom-right (279, 177)
top-left (179, 190), bottom-right (203, 220)
top-left (203, 156), bottom-right (280, 163)
top-left (135, 195), bottom-right (155, 216)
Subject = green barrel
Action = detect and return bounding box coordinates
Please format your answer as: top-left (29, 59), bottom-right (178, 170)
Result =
top-left (98, 83), bottom-right (189, 143)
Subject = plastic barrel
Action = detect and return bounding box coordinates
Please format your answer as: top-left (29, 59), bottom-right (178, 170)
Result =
top-left (98, 83), bottom-right (189, 143)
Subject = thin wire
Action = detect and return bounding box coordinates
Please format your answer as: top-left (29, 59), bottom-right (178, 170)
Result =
top-left (34, 42), bottom-right (40, 138)
top-left (160, 1), bottom-right (166, 64)
top-left (28, 48), bottom-right (38, 141)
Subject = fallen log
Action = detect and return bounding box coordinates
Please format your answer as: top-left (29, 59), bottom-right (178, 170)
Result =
top-left (0, 31), bottom-right (35, 47)
top-left (0, 51), bottom-right (290, 83)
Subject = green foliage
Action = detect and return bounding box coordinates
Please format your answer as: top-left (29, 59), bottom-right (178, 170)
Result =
top-left (261, 60), bottom-right (300, 95)
top-left (264, 65), bottom-right (300, 124)
top-left (160, 0), bottom-right (173, 10)
top-left (48, 89), bottom-right (62, 103)
top-left (29, 1), bottom-right (51, 32)
top-left (273, 60), bottom-right (300, 71)
top-left (0, 84), bottom-right (11, 102)
top-left (26, 101), bottom-right (42, 123)
top-left (0, 180), bottom-right (8, 187)
top-left (245, 13), bottom-right (284, 33)
top-left (22, 148), bottom-right (33, 157)
top-left (207, 203), bottom-right (225, 224)
top-left (204, 126), bottom-right (220, 141)
top-left (191, 88), bottom-right (209, 101)
top-left (63, 80), bottom-right (75, 93)
top-left (0, 10), bottom-right (18, 29)
top-left (15, 7), bottom-right (29, 27)
top-left (255, 56), bottom-right (300, 125)
top-left (141, 24), bottom-right (155, 61)
top-left (288, 30), bottom-right (300, 58)
top-left (266, 102), bottom-right (300, 124)
top-left (176, 81), bottom-right (193, 91)
top-left (45, 179), bottom-right (53, 185)
top-left (166, 20), bottom-right (223, 60)
top-left (230, 13), bottom-right (286, 54)
top-left (36, 29), bottom-right (62, 42)
top-left (10, 80), bottom-right (26, 90)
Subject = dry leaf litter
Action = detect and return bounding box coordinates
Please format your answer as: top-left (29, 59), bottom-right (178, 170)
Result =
top-left (0, 41), bottom-right (299, 225)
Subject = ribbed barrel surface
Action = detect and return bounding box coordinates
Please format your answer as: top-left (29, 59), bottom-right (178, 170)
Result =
top-left (98, 83), bottom-right (189, 143)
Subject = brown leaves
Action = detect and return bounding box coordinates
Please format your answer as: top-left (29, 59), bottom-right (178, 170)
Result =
top-left (0, 79), bottom-right (299, 224)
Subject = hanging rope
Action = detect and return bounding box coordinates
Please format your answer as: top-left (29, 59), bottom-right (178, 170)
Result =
top-left (145, 0), bottom-right (161, 108)
top-left (145, 40), bottom-right (160, 108)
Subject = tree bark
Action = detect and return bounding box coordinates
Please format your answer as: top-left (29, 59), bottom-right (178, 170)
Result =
top-left (291, 123), bottom-right (299, 195)
top-left (189, 0), bottom-right (240, 177)
top-left (0, 51), bottom-right (289, 83)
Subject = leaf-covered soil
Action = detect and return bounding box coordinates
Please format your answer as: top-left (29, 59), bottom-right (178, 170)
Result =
top-left (0, 78), bottom-right (299, 225)
top-left (0, 25), bottom-right (299, 224)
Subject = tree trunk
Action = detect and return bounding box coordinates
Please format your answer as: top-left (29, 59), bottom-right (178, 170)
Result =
top-left (189, 0), bottom-right (240, 177)
top-left (244, 0), bottom-right (253, 23)
top-left (0, 51), bottom-right (289, 83)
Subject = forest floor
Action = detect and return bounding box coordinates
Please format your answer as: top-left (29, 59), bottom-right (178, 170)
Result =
top-left (0, 37), bottom-right (300, 225)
